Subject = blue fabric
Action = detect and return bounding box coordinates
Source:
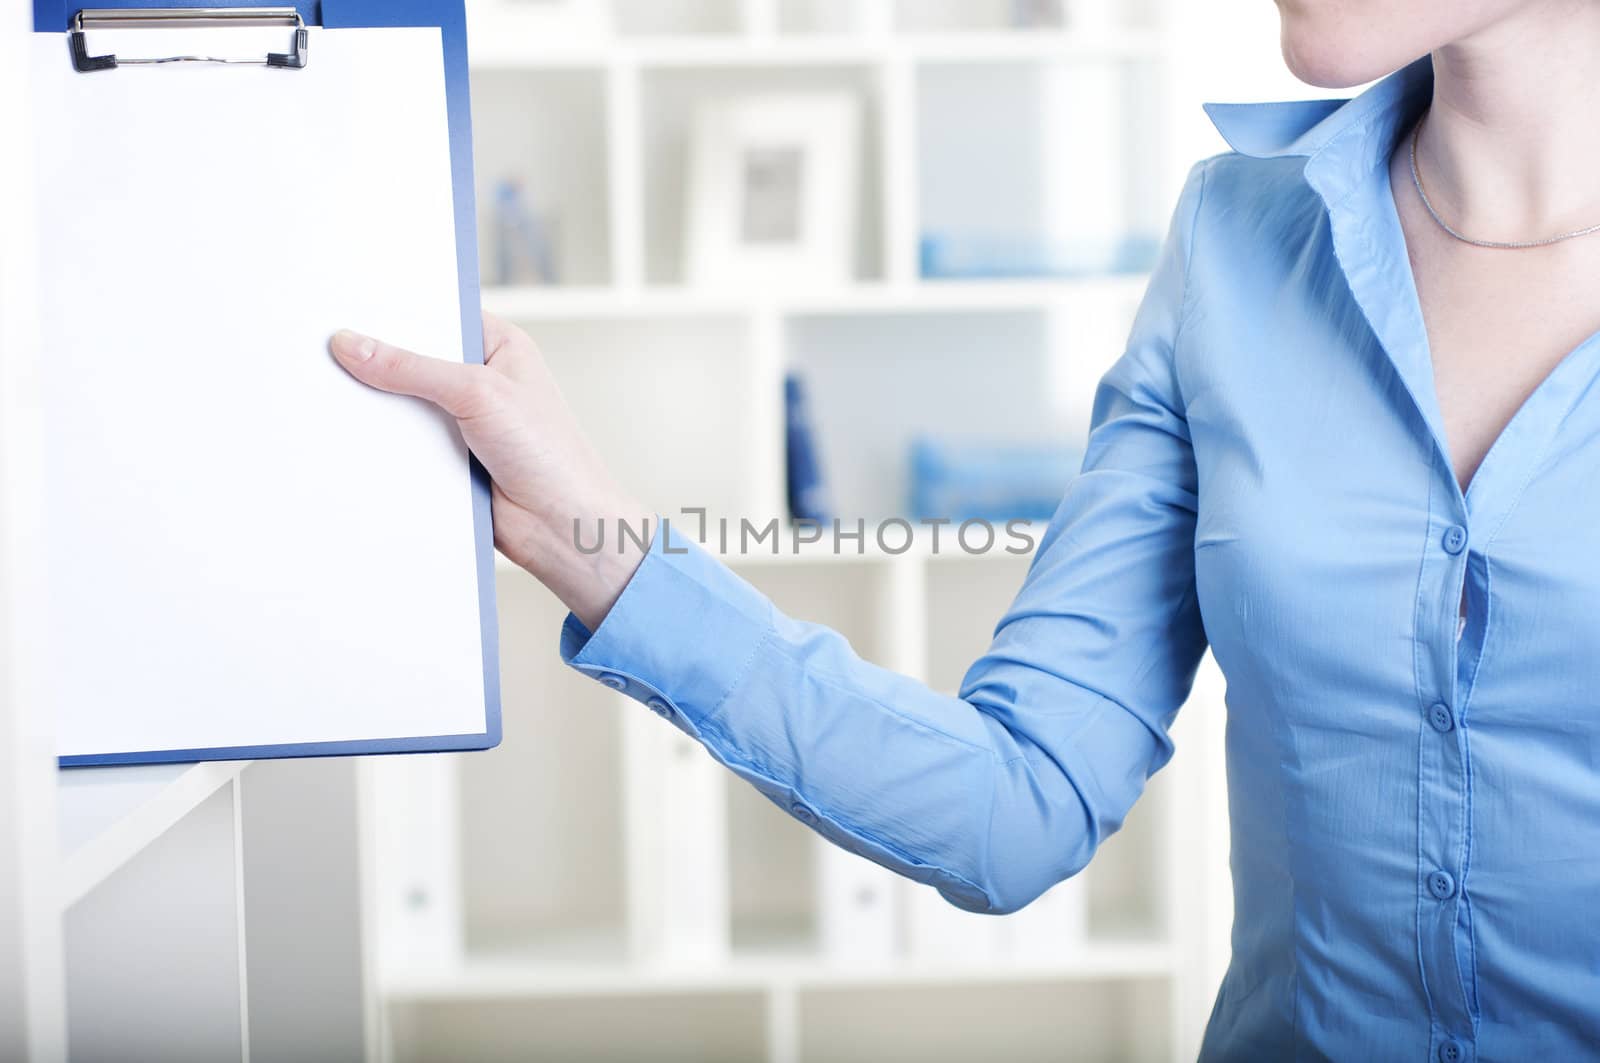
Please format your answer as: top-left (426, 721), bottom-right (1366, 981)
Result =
top-left (564, 55), bottom-right (1600, 1059)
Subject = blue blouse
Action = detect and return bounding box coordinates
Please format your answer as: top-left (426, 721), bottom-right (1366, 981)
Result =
top-left (561, 56), bottom-right (1600, 1060)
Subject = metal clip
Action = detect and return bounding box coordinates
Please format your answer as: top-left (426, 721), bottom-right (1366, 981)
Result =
top-left (69, 7), bottom-right (309, 72)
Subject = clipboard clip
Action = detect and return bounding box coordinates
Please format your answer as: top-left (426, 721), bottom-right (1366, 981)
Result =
top-left (70, 7), bottom-right (309, 72)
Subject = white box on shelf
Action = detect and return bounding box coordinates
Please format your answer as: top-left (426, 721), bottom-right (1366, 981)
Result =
top-left (998, 873), bottom-right (1089, 962)
top-left (902, 878), bottom-right (1003, 965)
top-left (622, 706), bottom-right (731, 966)
top-left (369, 755), bottom-right (463, 976)
top-left (816, 841), bottom-right (899, 966)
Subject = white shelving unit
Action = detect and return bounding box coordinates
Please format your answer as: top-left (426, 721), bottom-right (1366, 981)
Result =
top-left (370, 0), bottom-right (1235, 1060)
top-left (0, 756), bottom-right (381, 1063)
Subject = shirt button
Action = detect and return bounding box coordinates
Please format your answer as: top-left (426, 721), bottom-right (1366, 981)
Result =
top-left (1442, 524), bottom-right (1467, 555)
top-left (1428, 702), bottom-right (1455, 733)
top-left (1438, 1038), bottom-right (1465, 1063)
top-left (790, 802), bottom-right (818, 826)
top-left (1428, 869), bottom-right (1457, 900)
top-left (598, 673), bottom-right (628, 692)
top-left (645, 697), bottom-right (672, 718)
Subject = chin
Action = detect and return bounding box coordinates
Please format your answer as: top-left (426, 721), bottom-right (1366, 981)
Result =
top-left (1278, 21), bottom-right (1410, 89)
top-left (1273, 0), bottom-right (1537, 90)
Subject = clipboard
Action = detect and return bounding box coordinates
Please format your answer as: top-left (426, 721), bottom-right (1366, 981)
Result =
top-left (31, 0), bottom-right (502, 766)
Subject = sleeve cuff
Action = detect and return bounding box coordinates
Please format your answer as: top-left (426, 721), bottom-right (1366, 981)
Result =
top-left (559, 519), bottom-right (774, 734)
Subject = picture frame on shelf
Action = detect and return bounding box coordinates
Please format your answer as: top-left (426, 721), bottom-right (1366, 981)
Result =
top-left (683, 92), bottom-right (862, 290)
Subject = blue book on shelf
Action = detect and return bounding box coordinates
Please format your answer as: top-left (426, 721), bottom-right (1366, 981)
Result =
top-left (910, 437), bottom-right (1083, 523)
top-left (785, 374), bottom-right (833, 524)
top-left (918, 232), bottom-right (1161, 280)
top-left (493, 178), bottom-right (557, 286)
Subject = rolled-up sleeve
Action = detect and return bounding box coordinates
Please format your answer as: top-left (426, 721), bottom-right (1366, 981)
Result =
top-left (562, 158), bottom-right (1213, 914)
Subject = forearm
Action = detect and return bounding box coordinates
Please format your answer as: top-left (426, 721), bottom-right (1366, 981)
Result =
top-left (560, 524), bottom-right (1169, 914)
top-left (496, 493), bottom-right (648, 634)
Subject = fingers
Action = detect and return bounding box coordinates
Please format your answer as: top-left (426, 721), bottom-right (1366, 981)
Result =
top-left (480, 310), bottom-right (522, 366)
top-left (480, 311), bottom-right (546, 384)
top-left (330, 329), bottom-right (489, 419)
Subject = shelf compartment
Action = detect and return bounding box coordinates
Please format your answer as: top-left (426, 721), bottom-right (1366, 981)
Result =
top-left (471, 67), bottom-right (613, 288)
top-left (514, 315), bottom-right (778, 522)
top-left (796, 975), bottom-right (1171, 1063)
top-left (923, 552), bottom-right (1034, 696)
top-left (915, 57), bottom-right (1165, 283)
top-left (58, 761), bottom-right (249, 910)
top-left (457, 566), bottom-right (628, 959)
top-left (639, 64), bottom-right (885, 287)
top-left (613, 0), bottom-right (743, 37)
top-left (64, 782), bottom-right (247, 1061)
top-left (388, 990), bottom-right (769, 1063)
top-left (727, 773), bottom-right (818, 957)
top-left (785, 309), bottom-right (1070, 522)
top-left (777, 0), bottom-right (872, 35)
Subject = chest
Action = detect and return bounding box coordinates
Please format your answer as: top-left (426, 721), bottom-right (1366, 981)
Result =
top-left (1181, 207), bottom-right (1600, 713)
top-left (1391, 156), bottom-right (1600, 494)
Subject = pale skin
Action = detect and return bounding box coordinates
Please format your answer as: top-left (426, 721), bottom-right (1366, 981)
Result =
top-left (332, 0), bottom-right (1600, 632)
top-left (1279, 0), bottom-right (1600, 494)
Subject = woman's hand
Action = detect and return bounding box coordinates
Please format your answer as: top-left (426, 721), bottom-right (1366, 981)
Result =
top-left (330, 313), bottom-right (646, 632)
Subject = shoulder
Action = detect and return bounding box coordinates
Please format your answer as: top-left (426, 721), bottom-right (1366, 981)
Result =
top-left (1166, 152), bottom-right (1331, 318)
top-left (1184, 152), bottom-right (1326, 244)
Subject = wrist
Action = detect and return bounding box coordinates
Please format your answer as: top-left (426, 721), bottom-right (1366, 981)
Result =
top-left (498, 494), bottom-right (653, 632)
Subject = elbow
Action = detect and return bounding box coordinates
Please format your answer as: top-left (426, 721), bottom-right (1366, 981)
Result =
top-left (936, 862), bottom-right (1086, 917)
top-left (950, 761), bottom-right (1108, 916)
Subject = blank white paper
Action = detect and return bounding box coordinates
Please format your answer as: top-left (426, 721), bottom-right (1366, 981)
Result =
top-left (31, 26), bottom-right (491, 757)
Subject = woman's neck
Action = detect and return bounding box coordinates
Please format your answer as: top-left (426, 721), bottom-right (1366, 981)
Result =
top-left (1419, 0), bottom-right (1600, 240)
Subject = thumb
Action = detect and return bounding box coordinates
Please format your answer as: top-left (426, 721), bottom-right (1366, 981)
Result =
top-left (330, 329), bottom-right (487, 419)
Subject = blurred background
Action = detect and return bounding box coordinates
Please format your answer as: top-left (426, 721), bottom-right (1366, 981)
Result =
top-left (15, 1), bottom-right (1351, 1061)
top-left (367, 2), bottom-right (1323, 1061)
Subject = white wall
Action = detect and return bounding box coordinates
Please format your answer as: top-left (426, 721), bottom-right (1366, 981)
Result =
top-left (0, 0), bottom-right (67, 1055)
top-left (1172, 0), bottom-right (1348, 165)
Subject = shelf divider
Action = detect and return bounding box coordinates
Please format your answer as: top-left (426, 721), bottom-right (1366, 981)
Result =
top-left (606, 61), bottom-right (645, 291)
top-left (58, 760), bottom-right (249, 910)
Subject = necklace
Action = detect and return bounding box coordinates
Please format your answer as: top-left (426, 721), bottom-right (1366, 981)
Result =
top-left (1408, 117), bottom-right (1600, 250)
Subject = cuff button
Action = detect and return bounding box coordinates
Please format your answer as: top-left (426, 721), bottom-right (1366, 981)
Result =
top-left (598, 673), bottom-right (628, 692)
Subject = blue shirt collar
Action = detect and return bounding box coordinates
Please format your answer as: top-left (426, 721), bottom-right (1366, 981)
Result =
top-left (1204, 55), bottom-right (1451, 479)
top-left (1201, 55), bottom-right (1435, 198)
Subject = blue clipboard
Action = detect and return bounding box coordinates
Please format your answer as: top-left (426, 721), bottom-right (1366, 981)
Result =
top-left (34, 0), bottom-right (502, 767)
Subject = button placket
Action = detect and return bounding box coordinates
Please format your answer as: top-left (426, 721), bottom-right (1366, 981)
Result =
top-left (1413, 505), bottom-right (1477, 1046)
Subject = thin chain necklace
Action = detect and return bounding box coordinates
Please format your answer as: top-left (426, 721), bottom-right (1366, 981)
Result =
top-left (1409, 116), bottom-right (1600, 249)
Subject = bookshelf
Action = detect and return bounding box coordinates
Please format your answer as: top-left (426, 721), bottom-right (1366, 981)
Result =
top-left (371, 1), bottom-right (1234, 1061)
